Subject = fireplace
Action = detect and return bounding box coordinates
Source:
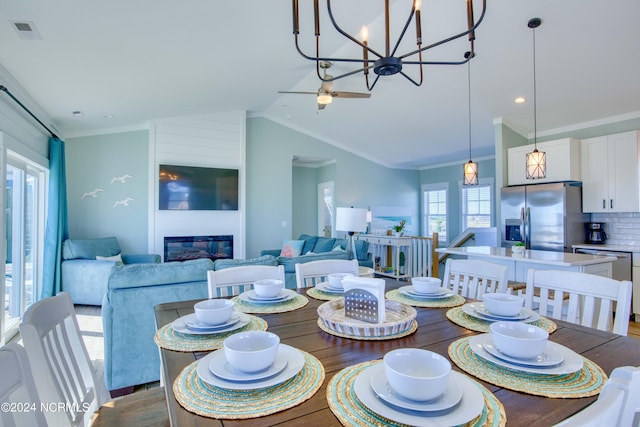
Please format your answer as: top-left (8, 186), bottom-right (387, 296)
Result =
top-left (164, 235), bottom-right (233, 262)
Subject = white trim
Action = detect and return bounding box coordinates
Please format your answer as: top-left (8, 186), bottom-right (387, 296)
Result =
top-left (62, 122), bottom-right (150, 139)
top-left (419, 154), bottom-right (494, 171)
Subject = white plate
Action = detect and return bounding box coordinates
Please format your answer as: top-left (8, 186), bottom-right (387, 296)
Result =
top-left (469, 334), bottom-right (584, 375)
top-left (354, 366), bottom-right (484, 426)
top-left (399, 286), bottom-right (454, 300)
top-left (369, 364), bottom-right (463, 412)
top-left (208, 346), bottom-right (288, 382)
top-left (316, 282), bottom-right (344, 294)
top-left (245, 289), bottom-right (290, 302)
top-left (238, 289), bottom-right (297, 304)
top-left (405, 286), bottom-right (450, 297)
top-left (482, 338), bottom-right (564, 367)
top-left (172, 313), bottom-right (250, 335)
top-left (473, 302), bottom-right (532, 321)
top-left (462, 303), bottom-right (540, 323)
top-left (185, 313), bottom-right (241, 331)
top-left (197, 344), bottom-right (305, 390)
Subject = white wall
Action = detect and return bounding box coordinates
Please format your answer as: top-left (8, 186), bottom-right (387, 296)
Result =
top-left (148, 112), bottom-right (246, 259)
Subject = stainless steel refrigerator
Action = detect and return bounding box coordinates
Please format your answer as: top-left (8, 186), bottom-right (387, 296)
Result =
top-left (500, 182), bottom-right (588, 252)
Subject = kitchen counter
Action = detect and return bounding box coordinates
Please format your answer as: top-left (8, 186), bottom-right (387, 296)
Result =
top-left (436, 246), bottom-right (615, 281)
top-left (572, 243), bottom-right (640, 253)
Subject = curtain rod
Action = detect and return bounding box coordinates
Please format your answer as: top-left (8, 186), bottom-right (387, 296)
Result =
top-left (0, 84), bottom-right (60, 140)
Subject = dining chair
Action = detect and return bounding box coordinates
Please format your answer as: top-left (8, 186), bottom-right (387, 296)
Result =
top-left (553, 366), bottom-right (640, 427)
top-left (294, 258), bottom-right (359, 288)
top-left (441, 258), bottom-right (509, 300)
top-left (0, 342), bottom-right (48, 427)
top-left (524, 269), bottom-right (632, 336)
top-left (19, 292), bottom-right (169, 427)
top-left (207, 265), bottom-right (285, 298)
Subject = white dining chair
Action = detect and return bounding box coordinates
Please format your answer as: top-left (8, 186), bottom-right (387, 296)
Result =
top-left (19, 292), bottom-right (168, 427)
top-left (553, 366), bottom-right (640, 427)
top-left (207, 265), bottom-right (285, 298)
top-left (524, 269), bottom-right (632, 336)
top-left (442, 259), bottom-right (509, 300)
top-left (294, 259), bottom-right (359, 289)
top-left (0, 343), bottom-right (48, 427)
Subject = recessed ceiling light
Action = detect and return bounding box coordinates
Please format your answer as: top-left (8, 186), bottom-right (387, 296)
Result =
top-left (514, 96), bottom-right (526, 104)
top-left (72, 110), bottom-right (84, 118)
top-left (10, 21), bottom-right (43, 40)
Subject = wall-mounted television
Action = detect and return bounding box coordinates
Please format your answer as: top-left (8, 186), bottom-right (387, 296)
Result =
top-left (159, 164), bottom-right (238, 210)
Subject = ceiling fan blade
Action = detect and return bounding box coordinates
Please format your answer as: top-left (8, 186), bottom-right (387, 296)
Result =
top-left (332, 91), bottom-right (371, 99)
top-left (278, 91), bottom-right (318, 95)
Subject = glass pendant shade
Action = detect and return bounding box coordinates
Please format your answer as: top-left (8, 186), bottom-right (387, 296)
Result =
top-left (463, 160), bottom-right (478, 185)
top-left (526, 148), bottom-right (546, 179)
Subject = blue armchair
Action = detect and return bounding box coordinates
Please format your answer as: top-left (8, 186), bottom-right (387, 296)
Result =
top-left (61, 237), bottom-right (160, 305)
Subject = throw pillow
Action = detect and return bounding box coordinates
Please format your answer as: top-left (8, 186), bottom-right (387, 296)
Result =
top-left (96, 253), bottom-right (123, 263)
top-left (280, 239), bottom-right (304, 257)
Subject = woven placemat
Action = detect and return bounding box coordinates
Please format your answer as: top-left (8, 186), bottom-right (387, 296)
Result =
top-left (306, 287), bottom-right (343, 301)
top-left (448, 337), bottom-right (606, 398)
top-left (326, 360), bottom-right (506, 427)
top-left (317, 318), bottom-right (418, 341)
top-left (385, 289), bottom-right (466, 308)
top-left (231, 294), bottom-right (309, 314)
top-left (446, 306), bottom-right (558, 333)
top-left (173, 350), bottom-right (324, 419)
top-left (154, 315), bottom-right (268, 352)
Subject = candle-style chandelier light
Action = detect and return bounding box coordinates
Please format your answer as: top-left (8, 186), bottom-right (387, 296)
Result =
top-left (291, 0), bottom-right (487, 91)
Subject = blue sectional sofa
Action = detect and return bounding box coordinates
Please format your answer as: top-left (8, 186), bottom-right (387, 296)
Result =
top-left (261, 234), bottom-right (372, 288)
top-left (61, 237), bottom-right (161, 305)
top-left (101, 255), bottom-right (278, 395)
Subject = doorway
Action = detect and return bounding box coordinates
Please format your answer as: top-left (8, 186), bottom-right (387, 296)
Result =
top-left (318, 181), bottom-right (334, 237)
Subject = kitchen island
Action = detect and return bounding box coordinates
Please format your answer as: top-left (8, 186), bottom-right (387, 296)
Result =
top-left (436, 246), bottom-right (615, 282)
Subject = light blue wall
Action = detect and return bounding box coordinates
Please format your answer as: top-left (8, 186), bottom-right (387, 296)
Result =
top-left (420, 158), bottom-right (496, 244)
top-left (65, 130), bottom-right (149, 254)
top-left (246, 117), bottom-right (419, 257)
top-left (292, 166), bottom-right (318, 238)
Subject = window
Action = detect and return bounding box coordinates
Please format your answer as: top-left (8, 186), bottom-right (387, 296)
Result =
top-left (422, 183), bottom-right (448, 242)
top-left (461, 179), bottom-right (493, 230)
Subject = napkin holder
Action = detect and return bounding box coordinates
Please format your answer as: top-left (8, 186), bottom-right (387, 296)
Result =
top-left (342, 277), bottom-right (386, 324)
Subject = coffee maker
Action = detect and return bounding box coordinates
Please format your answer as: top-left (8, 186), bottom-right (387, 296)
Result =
top-left (585, 222), bottom-right (607, 244)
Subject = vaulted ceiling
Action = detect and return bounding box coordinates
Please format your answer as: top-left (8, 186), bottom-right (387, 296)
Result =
top-left (1, 0), bottom-right (639, 168)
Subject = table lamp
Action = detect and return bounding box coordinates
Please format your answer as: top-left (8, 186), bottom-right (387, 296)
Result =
top-left (336, 207), bottom-right (368, 260)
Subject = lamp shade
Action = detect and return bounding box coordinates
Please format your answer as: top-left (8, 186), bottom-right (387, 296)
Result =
top-left (526, 148), bottom-right (546, 179)
top-left (335, 207), bottom-right (368, 233)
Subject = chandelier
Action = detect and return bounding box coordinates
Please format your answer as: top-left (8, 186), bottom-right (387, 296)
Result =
top-left (291, 0), bottom-right (487, 91)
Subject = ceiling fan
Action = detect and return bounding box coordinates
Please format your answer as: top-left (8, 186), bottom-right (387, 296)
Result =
top-left (278, 61), bottom-right (370, 110)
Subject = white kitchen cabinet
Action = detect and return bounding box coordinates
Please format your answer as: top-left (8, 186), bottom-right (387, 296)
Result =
top-left (581, 131), bottom-right (640, 213)
top-left (507, 138), bottom-right (581, 186)
top-left (633, 253), bottom-right (640, 319)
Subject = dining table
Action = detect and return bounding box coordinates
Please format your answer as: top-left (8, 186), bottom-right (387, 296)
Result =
top-left (153, 278), bottom-right (640, 427)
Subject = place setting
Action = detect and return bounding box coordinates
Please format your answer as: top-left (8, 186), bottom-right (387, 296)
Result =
top-left (326, 348), bottom-right (506, 427)
top-left (385, 276), bottom-right (466, 308)
top-left (232, 279), bottom-right (309, 314)
top-left (173, 331), bottom-right (325, 420)
top-left (446, 292), bottom-right (557, 333)
top-left (306, 272), bottom-right (352, 301)
top-left (154, 299), bottom-right (267, 352)
top-left (448, 321), bottom-right (607, 399)
top-left (316, 276), bottom-right (418, 340)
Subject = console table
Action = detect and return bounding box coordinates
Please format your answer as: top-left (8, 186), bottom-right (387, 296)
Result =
top-left (355, 234), bottom-right (412, 279)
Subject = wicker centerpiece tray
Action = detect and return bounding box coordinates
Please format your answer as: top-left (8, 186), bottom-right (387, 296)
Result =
top-left (317, 298), bottom-right (416, 338)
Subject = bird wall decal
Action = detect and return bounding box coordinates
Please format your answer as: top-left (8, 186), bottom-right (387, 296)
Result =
top-left (111, 174), bottom-right (133, 184)
top-left (81, 188), bottom-right (104, 200)
top-left (113, 197), bottom-right (135, 208)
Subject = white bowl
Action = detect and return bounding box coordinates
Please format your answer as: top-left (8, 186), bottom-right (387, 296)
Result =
top-left (253, 279), bottom-right (284, 298)
top-left (383, 348), bottom-right (451, 401)
top-left (194, 299), bottom-right (234, 326)
top-left (328, 273), bottom-right (353, 290)
top-left (411, 277), bottom-right (442, 294)
top-left (490, 321), bottom-right (548, 359)
top-left (223, 331), bottom-right (280, 373)
top-left (482, 293), bottom-right (524, 317)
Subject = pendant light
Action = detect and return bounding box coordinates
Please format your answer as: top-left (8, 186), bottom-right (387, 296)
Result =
top-left (463, 52), bottom-right (478, 186)
top-left (526, 18), bottom-right (546, 179)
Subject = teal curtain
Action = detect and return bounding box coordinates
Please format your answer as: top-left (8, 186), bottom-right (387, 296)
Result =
top-left (41, 137), bottom-right (69, 299)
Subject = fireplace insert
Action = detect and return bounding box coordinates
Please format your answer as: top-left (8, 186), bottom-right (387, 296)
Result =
top-left (164, 235), bottom-right (233, 262)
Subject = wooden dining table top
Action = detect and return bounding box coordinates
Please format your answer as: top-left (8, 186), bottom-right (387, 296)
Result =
top-left (153, 280), bottom-right (640, 427)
